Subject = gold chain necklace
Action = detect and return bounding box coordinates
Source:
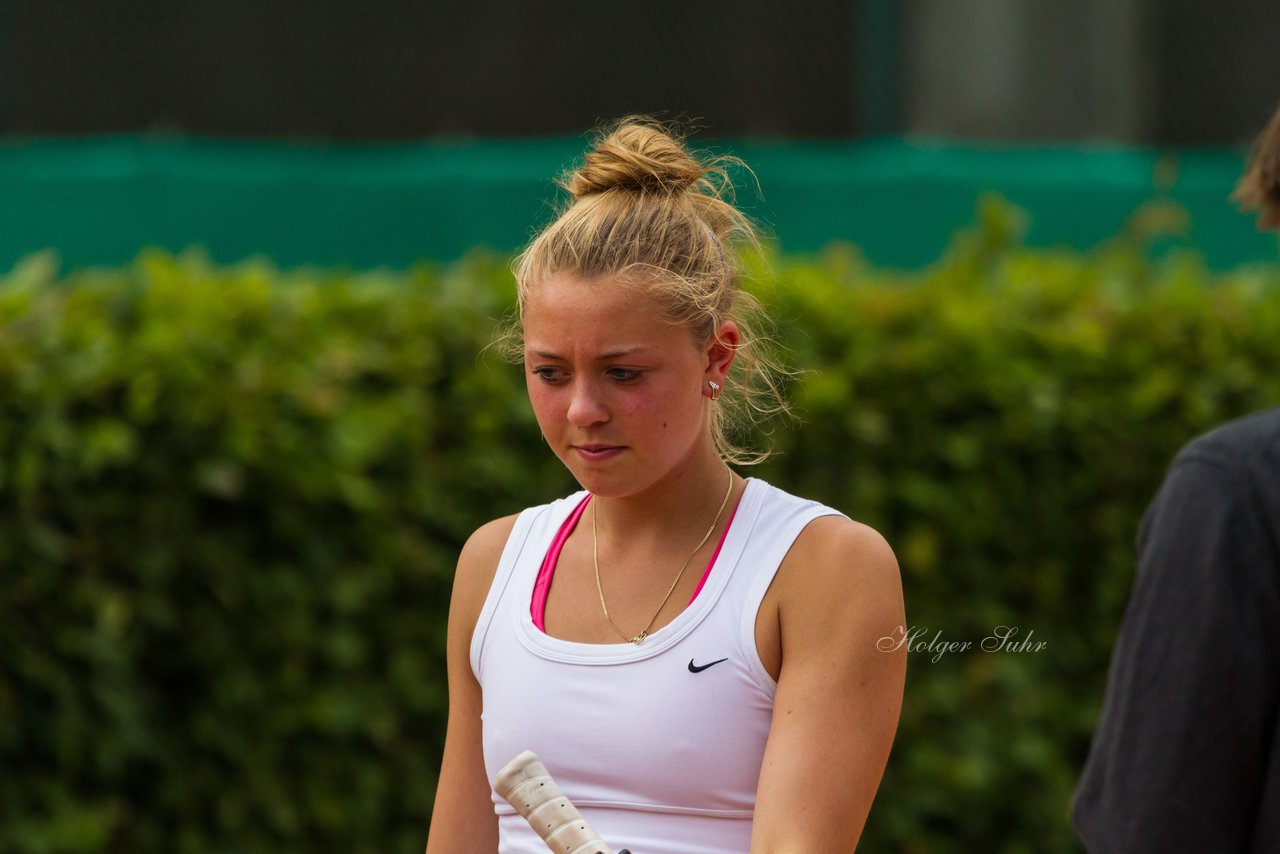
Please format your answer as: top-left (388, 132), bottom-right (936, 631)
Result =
top-left (593, 469), bottom-right (735, 645)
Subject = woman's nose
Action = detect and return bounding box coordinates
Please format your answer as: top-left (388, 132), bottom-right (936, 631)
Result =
top-left (566, 379), bottom-right (608, 426)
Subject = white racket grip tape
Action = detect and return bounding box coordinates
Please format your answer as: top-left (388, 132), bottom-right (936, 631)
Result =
top-left (493, 751), bottom-right (614, 854)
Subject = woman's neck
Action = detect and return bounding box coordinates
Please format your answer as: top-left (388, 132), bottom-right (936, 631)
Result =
top-left (589, 450), bottom-right (742, 557)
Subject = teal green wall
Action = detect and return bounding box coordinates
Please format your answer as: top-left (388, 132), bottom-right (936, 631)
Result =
top-left (1, 135), bottom-right (1273, 271)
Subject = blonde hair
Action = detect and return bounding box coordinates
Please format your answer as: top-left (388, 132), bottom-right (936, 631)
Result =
top-left (494, 115), bottom-right (795, 466)
top-left (1234, 101), bottom-right (1280, 230)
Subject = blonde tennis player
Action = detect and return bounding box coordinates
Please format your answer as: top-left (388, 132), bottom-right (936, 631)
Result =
top-left (426, 116), bottom-right (906, 854)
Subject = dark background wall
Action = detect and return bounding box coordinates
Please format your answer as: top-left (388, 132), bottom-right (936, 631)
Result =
top-left (1150, 0), bottom-right (1280, 145)
top-left (0, 0), bottom-right (859, 138)
top-left (3, 0), bottom-right (1279, 144)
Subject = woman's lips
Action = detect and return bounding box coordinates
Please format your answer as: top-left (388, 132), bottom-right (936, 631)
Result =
top-left (573, 445), bottom-right (624, 461)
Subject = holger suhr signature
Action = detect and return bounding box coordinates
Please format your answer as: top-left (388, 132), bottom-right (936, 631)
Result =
top-left (877, 625), bottom-right (1047, 662)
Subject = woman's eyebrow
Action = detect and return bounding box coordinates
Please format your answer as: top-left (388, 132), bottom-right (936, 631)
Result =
top-left (529, 346), bottom-right (653, 360)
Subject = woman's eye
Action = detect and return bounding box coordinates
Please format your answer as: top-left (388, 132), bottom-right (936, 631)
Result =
top-left (530, 367), bottom-right (564, 383)
top-left (529, 367), bottom-right (640, 384)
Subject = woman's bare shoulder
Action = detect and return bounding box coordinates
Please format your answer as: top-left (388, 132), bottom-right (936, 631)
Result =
top-left (796, 513), bottom-right (895, 563)
top-left (460, 513), bottom-right (523, 567)
top-left (450, 513), bottom-right (523, 623)
top-left (778, 513), bottom-right (901, 611)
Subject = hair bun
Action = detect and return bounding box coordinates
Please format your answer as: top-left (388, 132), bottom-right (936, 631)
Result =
top-left (563, 118), bottom-right (705, 199)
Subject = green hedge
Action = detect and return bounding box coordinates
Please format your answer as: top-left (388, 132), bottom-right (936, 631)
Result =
top-left (3, 197), bottom-right (1279, 852)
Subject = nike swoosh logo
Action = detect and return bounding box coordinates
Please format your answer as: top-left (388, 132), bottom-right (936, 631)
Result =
top-left (688, 657), bottom-right (728, 673)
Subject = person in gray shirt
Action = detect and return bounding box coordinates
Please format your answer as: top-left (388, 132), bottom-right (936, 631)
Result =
top-left (1071, 104), bottom-right (1280, 852)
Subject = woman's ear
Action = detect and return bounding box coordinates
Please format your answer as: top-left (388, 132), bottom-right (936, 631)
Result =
top-left (704, 320), bottom-right (740, 382)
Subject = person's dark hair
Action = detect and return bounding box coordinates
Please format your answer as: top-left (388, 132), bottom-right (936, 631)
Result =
top-left (494, 115), bottom-right (795, 465)
top-left (1233, 101), bottom-right (1280, 230)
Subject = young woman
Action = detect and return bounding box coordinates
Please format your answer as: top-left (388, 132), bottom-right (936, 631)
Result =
top-left (426, 117), bottom-right (906, 854)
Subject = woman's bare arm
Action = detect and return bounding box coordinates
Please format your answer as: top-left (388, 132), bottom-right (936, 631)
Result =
top-left (750, 516), bottom-right (907, 853)
top-left (425, 514), bottom-right (519, 854)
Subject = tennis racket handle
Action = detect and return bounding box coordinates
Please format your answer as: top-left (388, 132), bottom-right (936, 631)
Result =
top-left (493, 751), bottom-right (614, 854)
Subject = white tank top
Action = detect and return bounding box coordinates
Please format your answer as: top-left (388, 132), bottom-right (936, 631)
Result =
top-left (471, 476), bottom-right (847, 854)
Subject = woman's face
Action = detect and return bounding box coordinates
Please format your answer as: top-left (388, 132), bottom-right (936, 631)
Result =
top-left (522, 272), bottom-right (729, 498)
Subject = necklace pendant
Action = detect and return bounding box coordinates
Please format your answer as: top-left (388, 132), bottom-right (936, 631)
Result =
top-left (631, 631), bottom-right (648, 645)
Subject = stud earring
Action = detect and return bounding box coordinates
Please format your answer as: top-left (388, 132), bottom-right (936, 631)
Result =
top-left (708, 380), bottom-right (721, 401)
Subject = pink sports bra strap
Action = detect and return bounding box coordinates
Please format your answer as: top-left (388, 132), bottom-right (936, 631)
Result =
top-left (530, 491), bottom-right (744, 632)
top-left (530, 493), bottom-right (592, 631)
